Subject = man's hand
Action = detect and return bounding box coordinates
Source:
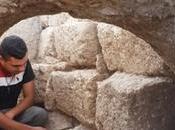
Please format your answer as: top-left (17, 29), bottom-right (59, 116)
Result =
top-left (0, 112), bottom-right (48, 130)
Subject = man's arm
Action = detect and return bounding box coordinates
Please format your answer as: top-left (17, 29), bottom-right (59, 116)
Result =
top-left (0, 112), bottom-right (31, 130)
top-left (1, 81), bottom-right (47, 130)
top-left (0, 112), bottom-right (46, 130)
top-left (5, 80), bottom-right (35, 119)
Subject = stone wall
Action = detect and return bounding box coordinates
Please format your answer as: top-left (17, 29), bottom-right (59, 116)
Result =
top-left (1, 13), bottom-right (175, 130)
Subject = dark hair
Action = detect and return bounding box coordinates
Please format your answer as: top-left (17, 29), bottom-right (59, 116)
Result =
top-left (0, 35), bottom-right (28, 60)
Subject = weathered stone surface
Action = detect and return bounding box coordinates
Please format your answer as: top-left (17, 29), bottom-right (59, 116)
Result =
top-left (32, 62), bottom-right (73, 103)
top-left (68, 124), bottom-right (96, 130)
top-left (46, 111), bottom-right (73, 130)
top-left (45, 70), bottom-right (107, 127)
top-left (96, 72), bottom-right (175, 130)
top-left (53, 21), bottom-right (99, 67)
top-left (38, 16), bottom-right (98, 65)
top-left (0, 17), bottom-right (42, 60)
top-left (97, 23), bottom-right (174, 77)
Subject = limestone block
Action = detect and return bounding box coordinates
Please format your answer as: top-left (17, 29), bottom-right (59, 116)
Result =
top-left (0, 17), bottom-right (42, 60)
top-left (53, 21), bottom-right (99, 67)
top-left (32, 62), bottom-right (73, 103)
top-left (97, 23), bottom-right (174, 77)
top-left (46, 111), bottom-right (73, 130)
top-left (96, 72), bottom-right (175, 130)
top-left (45, 70), bottom-right (107, 127)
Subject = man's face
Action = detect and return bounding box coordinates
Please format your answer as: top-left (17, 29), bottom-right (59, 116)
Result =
top-left (0, 54), bottom-right (28, 75)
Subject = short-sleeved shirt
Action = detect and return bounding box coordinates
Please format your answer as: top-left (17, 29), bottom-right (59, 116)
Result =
top-left (0, 60), bottom-right (35, 110)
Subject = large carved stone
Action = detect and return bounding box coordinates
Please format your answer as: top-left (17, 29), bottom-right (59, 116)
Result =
top-left (96, 72), bottom-right (175, 130)
top-left (97, 23), bottom-right (174, 77)
top-left (32, 62), bottom-right (73, 104)
top-left (53, 21), bottom-right (99, 67)
top-left (37, 19), bottom-right (99, 66)
top-left (45, 70), bottom-right (107, 127)
top-left (0, 0), bottom-right (175, 74)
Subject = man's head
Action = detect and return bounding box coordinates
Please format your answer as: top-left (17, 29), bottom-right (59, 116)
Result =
top-left (0, 35), bottom-right (28, 74)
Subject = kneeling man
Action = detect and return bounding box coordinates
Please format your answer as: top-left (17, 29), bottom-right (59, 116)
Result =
top-left (0, 35), bottom-right (48, 130)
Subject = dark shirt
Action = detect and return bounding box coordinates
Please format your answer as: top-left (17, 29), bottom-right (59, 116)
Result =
top-left (0, 60), bottom-right (35, 110)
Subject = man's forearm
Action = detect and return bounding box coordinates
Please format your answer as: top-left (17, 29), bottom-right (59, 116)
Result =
top-left (7, 96), bottom-right (34, 119)
top-left (8, 81), bottom-right (35, 118)
top-left (0, 112), bottom-right (14, 129)
top-left (0, 112), bottom-right (32, 130)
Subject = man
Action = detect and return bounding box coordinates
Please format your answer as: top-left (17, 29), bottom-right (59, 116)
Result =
top-left (0, 35), bottom-right (48, 130)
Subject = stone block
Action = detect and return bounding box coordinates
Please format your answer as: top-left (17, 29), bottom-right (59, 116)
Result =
top-left (97, 23), bottom-right (174, 77)
top-left (96, 72), bottom-right (175, 130)
top-left (45, 70), bottom-right (107, 127)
